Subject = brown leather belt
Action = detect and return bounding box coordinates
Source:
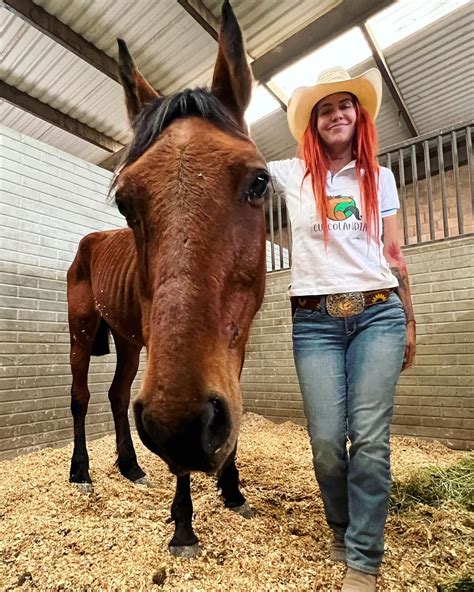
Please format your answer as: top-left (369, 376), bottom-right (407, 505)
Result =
top-left (292, 289), bottom-right (393, 318)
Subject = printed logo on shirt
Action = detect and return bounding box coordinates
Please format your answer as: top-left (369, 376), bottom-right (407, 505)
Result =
top-left (327, 195), bottom-right (361, 221)
top-left (311, 195), bottom-right (368, 234)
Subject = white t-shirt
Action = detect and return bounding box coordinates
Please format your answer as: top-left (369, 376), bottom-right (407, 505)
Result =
top-left (268, 158), bottom-right (400, 296)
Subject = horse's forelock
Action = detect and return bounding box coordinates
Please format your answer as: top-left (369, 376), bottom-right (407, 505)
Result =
top-left (120, 89), bottom-right (246, 172)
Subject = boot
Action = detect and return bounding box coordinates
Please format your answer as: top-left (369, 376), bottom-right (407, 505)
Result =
top-left (330, 538), bottom-right (346, 563)
top-left (341, 568), bottom-right (377, 591)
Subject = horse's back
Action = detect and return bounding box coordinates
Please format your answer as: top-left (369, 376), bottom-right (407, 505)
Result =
top-left (68, 228), bottom-right (143, 345)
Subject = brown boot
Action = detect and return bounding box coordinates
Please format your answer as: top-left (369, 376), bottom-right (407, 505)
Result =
top-left (341, 568), bottom-right (377, 591)
top-left (329, 538), bottom-right (346, 563)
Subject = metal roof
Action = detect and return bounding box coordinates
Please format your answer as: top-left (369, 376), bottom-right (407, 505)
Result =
top-left (1, 0), bottom-right (472, 165)
top-left (204, 0), bottom-right (340, 58)
top-left (383, 6), bottom-right (474, 135)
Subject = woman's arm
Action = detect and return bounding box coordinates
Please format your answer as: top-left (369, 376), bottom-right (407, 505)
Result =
top-left (382, 214), bottom-right (416, 370)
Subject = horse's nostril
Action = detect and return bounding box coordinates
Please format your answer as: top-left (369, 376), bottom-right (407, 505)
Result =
top-left (133, 395), bottom-right (231, 472)
top-left (201, 396), bottom-right (231, 456)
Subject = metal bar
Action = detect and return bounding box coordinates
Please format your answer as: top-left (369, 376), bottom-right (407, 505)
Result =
top-left (451, 131), bottom-right (464, 235)
top-left (423, 140), bottom-right (435, 240)
top-left (398, 149), bottom-right (409, 245)
top-left (286, 208), bottom-right (292, 268)
top-left (379, 120), bottom-right (474, 155)
top-left (267, 192), bottom-right (275, 272)
top-left (0, 81), bottom-right (123, 153)
top-left (411, 145), bottom-right (422, 243)
top-left (277, 193), bottom-right (284, 269)
top-left (437, 135), bottom-right (449, 238)
top-left (361, 23), bottom-right (418, 136)
top-left (466, 126), bottom-right (474, 217)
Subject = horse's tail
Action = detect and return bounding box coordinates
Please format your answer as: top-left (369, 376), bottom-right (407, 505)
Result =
top-left (92, 317), bottom-right (110, 356)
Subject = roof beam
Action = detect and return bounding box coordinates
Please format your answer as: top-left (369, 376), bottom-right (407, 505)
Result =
top-left (98, 149), bottom-right (126, 172)
top-left (251, 0), bottom-right (395, 82)
top-left (361, 23), bottom-right (419, 137)
top-left (0, 81), bottom-right (124, 153)
top-left (177, 0), bottom-right (288, 111)
top-left (3, 0), bottom-right (121, 83)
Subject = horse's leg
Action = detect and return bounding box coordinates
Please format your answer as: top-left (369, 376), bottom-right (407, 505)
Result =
top-left (217, 445), bottom-right (253, 518)
top-left (69, 318), bottom-right (98, 493)
top-left (109, 332), bottom-right (148, 484)
top-left (169, 474), bottom-right (199, 558)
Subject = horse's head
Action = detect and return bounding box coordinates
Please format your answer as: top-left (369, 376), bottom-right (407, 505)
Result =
top-left (114, 1), bottom-right (267, 476)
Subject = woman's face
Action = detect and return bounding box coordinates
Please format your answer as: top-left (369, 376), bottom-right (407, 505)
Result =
top-left (316, 92), bottom-right (357, 150)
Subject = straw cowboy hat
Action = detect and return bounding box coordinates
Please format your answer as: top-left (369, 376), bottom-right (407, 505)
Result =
top-left (287, 66), bottom-right (383, 142)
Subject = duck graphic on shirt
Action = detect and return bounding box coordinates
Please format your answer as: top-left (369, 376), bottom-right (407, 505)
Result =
top-left (327, 195), bottom-right (361, 221)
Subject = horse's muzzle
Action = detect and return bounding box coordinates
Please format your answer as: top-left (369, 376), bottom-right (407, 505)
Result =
top-left (133, 395), bottom-right (232, 474)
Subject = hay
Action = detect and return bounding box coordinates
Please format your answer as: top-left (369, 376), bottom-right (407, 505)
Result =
top-left (390, 455), bottom-right (474, 513)
top-left (0, 413), bottom-right (471, 591)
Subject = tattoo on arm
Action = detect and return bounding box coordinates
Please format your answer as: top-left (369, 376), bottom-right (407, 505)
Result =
top-left (387, 242), bottom-right (415, 323)
top-left (391, 266), bottom-right (407, 291)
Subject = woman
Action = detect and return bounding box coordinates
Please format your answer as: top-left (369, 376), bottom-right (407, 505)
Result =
top-left (268, 67), bottom-right (416, 591)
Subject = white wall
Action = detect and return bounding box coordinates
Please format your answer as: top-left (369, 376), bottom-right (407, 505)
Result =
top-left (0, 126), bottom-right (144, 460)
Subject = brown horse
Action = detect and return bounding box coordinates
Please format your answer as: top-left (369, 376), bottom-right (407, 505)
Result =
top-left (67, 1), bottom-right (268, 557)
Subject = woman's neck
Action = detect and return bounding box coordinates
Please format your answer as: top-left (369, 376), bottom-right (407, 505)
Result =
top-left (326, 145), bottom-right (354, 175)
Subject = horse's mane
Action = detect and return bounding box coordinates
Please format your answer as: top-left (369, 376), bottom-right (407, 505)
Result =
top-left (118, 88), bottom-right (246, 173)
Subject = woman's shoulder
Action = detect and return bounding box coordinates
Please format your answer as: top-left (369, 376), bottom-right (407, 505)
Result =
top-left (268, 157), bottom-right (302, 169)
top-left (378, 165), bottom-right (396, 182)
top-left (268, 158), bottom-right (304, 188)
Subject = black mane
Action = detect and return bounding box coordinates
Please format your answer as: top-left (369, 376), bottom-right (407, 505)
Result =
top-left (119, 88), bottom-right (245, 171)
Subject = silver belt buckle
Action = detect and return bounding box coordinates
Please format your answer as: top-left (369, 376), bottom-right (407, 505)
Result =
top-left (326, 292), bottom-right (364, 318)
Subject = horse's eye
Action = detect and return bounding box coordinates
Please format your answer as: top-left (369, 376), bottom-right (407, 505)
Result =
top-left (246, 173), bottom-right (269, 205)
top-left (115, 198), bottom-right (136, 223)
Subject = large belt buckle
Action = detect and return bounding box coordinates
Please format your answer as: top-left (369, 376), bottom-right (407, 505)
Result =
top-left (326, 292), bottom-right (364, 318)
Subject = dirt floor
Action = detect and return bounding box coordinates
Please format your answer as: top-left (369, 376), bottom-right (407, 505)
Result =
top-left (0, 413), bottom-right (471, 591)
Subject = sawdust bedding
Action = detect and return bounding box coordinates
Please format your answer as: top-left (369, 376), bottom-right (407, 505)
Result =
top-left (0, 413), bottom-right (471, 591)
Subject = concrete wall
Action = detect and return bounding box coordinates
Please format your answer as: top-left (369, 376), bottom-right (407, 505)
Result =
top-left (0, 126), bottom-right (145, 461)
top-left (241, 234), bottom-right (474, 451)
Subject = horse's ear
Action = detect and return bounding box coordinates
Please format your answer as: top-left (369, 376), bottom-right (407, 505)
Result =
top-left (117, 39), bottom-right (160, 123)
top-left (211, 0), bottom-right (252, 129)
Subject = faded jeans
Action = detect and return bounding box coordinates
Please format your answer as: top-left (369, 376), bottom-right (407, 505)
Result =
top-left (292, 292), bottom-right (406, 575)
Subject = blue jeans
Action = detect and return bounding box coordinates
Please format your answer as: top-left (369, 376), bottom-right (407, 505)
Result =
top-left (292, 293), bottom-right (406, 575)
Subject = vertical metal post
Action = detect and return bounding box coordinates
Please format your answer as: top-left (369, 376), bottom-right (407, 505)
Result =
top-left (467, 126), bottom-right (474, 219)
top-left (411, 145), bottom-right (422, 243)
top-left (437, 135), bottom-right (449, 238)
top-left (277, 192), bottom-right (284, 269)
top-left (268, 191), bottom-right (275, 271)
top-left (423, 140), bottom-right (435, 240)
top-left (398, 148), bottom-right (409, 245)
top-left (451, 131), bottom-right (464, 235)
top-left (286, 207), bottom-right (292, 268)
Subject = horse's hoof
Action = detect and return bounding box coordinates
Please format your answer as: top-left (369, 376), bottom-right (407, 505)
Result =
top-left (134, 476), bottom-right (153, 487)
top-left (73, 482), bottom-right (93, 494)
top-left (169, 543), bottom-right (200, 559)
top-left (229, 501), bottom-right (254, 518)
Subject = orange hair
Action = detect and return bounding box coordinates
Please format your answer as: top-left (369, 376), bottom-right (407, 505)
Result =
top-left (301, 97), bottom-right (380, 244)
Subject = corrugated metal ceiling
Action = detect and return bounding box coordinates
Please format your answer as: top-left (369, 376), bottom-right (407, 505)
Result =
top-left (0, 101), bottom-right (110, 164)
top-left (204, 0), bottom-right (341, 58)
top-left (384, 5), bottom-right (474, 135)
top-left (1, 0), bottom-right (472, 166)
